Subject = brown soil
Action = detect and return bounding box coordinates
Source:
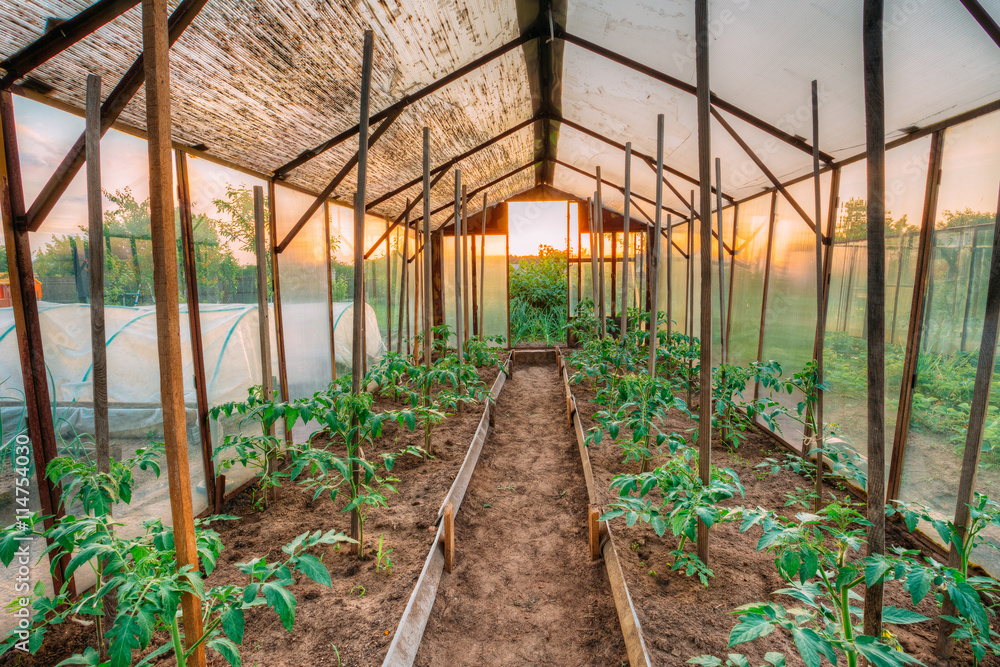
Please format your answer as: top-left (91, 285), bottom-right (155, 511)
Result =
top-left (0, 366), bottom-right (499, 667)
top-left (571, 374), bottom-right (995, 667)
top-left (414, 362), bottom-right (628, 666)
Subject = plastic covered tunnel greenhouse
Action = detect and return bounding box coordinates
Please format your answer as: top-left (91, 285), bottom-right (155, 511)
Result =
top-left (2, 0), bottom-right (1000, 665)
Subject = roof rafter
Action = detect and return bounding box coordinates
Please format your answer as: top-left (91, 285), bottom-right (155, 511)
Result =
top-left (0, 0), bottom-right (142, 89)
top-left (548, 113), bottom-right (732, 202)
top-left (24, 0), bottom-right (209, 231)
top-left (273, 28), bottom-right (542, 178)
top-left (958, 0), bottom-right (1000, 50)
top-left (410, 159), bottom-right (540, 229)
top-left (557, 28), bottom-right (834, 165)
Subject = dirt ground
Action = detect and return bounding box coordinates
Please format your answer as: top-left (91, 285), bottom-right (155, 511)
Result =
top-left (0, 366), bottom-right (498, 667)
top-left (572, 375), bottom-right (994, 666)
top-left (414, 362), bottom-right (627, 666)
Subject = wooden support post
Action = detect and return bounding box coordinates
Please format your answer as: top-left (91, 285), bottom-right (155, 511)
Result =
top-left (386, 216), bottom-right (392, 355)
top-left (715, 158), bottom-right (726, 364)
top-left (462, 184), bottom-right (470, 350)
top-left (254, 186), bottom-right (274, 410)
top-left (0, 91), bottom-right (70, 594)
top-left (480, 193), bottom-right (487, 337)
top-left (471, 205), bottom-right (479, 337)
top-left (422, 129), bottom-right (433, 367)
top-left (325, 203), bottom-right (337, 378)
top-left (506, 224), bottom-right (512, 347)
top-left (176, 149), bottom-right (216, 510)
top-left (597, 168), bottom-right (606, 338)
top-left (810, 80), bottom-right (826, 512)
top-left (350, 29), bottom-right (374, 556)
top-left (566, 200), bottom-right (572, 324)
top-left (577, 204), bottom-right (583, 308)
top-left (935, 183), bottom-right (1000, 661)
top-left (862, 0), bottom-right (887, 641)
top-left (621, 143), bottom-right (631, 336)
top-left (141, 0), bottom-right (205, 658)
top-left (86, 75), bottom-right (111, 480)
top-left (589, 506), bottom-right (601, 561)
top-left (611, 232), bottom-right (618, 326)
top-left (886, 131), bottom-right (943, 502)
top-left (454, 172), bottom-right (464, 354)
top-left (589, 196), bottom-right (598, 319)
top-left (397, 202), bottom-right (409, 354)
top-left (754, 193), bottom-right (778, 402)
top-left (649, 114), bottom-right (664, 390)
top-left (267, 180), bottom-right (290, 444)
top-left (695, 0), bottom-right (713, 567)
top-left (443, 502), bottom-right (455, 574)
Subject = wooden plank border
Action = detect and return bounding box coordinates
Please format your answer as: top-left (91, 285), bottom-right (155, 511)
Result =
top-left (382, 354), bottom-right (511, 667)
top-left (556, 347), bottom-right (652, 667)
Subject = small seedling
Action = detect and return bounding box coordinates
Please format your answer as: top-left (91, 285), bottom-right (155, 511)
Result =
top-left (350, 585), bottom-right (366, 598)
top-left (376, 534), bottom-right (394, 573)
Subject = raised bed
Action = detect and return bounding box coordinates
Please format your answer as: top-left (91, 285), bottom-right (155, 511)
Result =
top-left (0, 362), bottom-right (508, 667)
top-left (558, 348), bottom-right (989, 666)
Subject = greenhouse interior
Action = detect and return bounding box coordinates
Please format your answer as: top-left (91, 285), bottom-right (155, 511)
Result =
top-left (2, 0), bottom-right (1000, 665)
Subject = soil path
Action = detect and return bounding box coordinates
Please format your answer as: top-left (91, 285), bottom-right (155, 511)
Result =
top-left (414, 362), bottom-right (627, 666)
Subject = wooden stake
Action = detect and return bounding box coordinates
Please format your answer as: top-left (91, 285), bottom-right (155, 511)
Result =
top-left (454, 171), bottom-right (464, 355)
top-left (175, 149), bottom-right (216, 509)
top-left (462, 184), bottom-right (470, 350)
top-left (350, 30), bottom-right (374, 555)
top-left (621, 143), bottom-right (631, 336)
top-left (862, 0), bottom-right (886, 640)
top-left (141, 0), bottom-right (205, 657)
top-left (695, 0), bottom-right (713, 567)
top-left (325, 203), bottom-right (337, 379)
top-left (397, 201), bottom-right (409, 354)
top-left (422, 129), bottom-right (433, 367)
top-left (480, 193), bottom-right (487, 336)
top-left (589, 506), bottom-right (601, 561)
top-left (86, 75), bottom-right (111, 479)
top-left (443, 502), bottom-right (455, 573)
top-left (810, 80), bottom-right (826, 512)
top-left (597, 168), bottom-right (606, 338)
top-left (649, 114), bottom-right (664, 378)
top-left (254, 186), bottom-right (274, 410)
top-left (471, 203), bottom-right (479, 337)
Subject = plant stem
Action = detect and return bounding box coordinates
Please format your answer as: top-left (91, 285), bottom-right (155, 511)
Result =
top-left (171, 611), bottom-right (187, 667)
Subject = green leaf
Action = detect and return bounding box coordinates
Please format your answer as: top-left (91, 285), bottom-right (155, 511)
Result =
top-left (208, 636), bottom-right (243, 667)
top-left (294, 553), bottom-right (332, 587)
top-left (948, 581), bottom-right (989, 634)
top-left (56, 648), bottom-right (103, 666)
top-left (853, 635), bottom-right (923, 666)
top-left (686, 658), bottom-right (722, 667)
top-left (221, 606), bottom-right (245, 644)
top-left (791, 626), bottom-right (830, 667)
top-left (727, 655), bottom-right (750, 667)
top-left (764, 653), bottom-right (786, 667)
top-left (728, 613), bottom-right (775, 647)
top-left (263, 582), bottom-right (297, 631)
top-left (880, 606), bottom-right (930, 625)
top-left (865, 558), bottom-right (893, 587)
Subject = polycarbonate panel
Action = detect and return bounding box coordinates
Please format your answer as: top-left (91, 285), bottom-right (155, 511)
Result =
top-left (823, 137), bottom-right (930, 467)
top-left (565, 0), bottom-right (1000, 176)
top-left (480, 235), bottom-right (509, 342)
top-left (10, 99), bottom-right (209, 609)
top-left (727, 194), bottom-right (771, 366)
top-left (275, 185), bottom-right (333, 397)
top-left (898, 111), bottom-right (1000, 573)
top-left (185, 155), bottom-right (277, 494)
top-left (364, 214), bottom-right (393, 351)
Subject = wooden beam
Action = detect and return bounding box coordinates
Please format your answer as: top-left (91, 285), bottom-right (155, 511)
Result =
top-left (754, 192), bottom-right (778, 402)
top-left (695, 0), bottom-right (713, 567)
top-left (711, 106), bottom-right (822, 236)
top-left (25, 0), bottom-right (208, 232)
top-left (553, 158), bottom-right (689, 220)
top-left (479, 193), bottom-right (486, 335)
top-left (550, 114), bottom-right (732, 202)
top-left (453, 171), bottom-right (464, 352)
top-left (810, 80), bottom-right (825, 511)
top-left (862, 0), bottom-right (887, 641)
top-left (276, 109), bottom-right (402, 254)
top-left (408, 160), bottom-right (540, 229)
top-left (597, 167), bottom-right (606, 338)
top-left (0, 90), bottom-right (70, 594)
top-left (1, 0), bottom-right (142, 89)
top-left (462, 184), bottom-right (470, 349)
top-left (958, 0), bottom-right (1000, 50)
top-left (141, 0), bottom-right (205, 659)
top-left (557, 30), bottom-right (834, 164)
top-left (649, 114), bottom-right (664, 379)
top-left (175, 149), bottom-right (216, 510)
top-left (274, 31), bottom-right (540, 177)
